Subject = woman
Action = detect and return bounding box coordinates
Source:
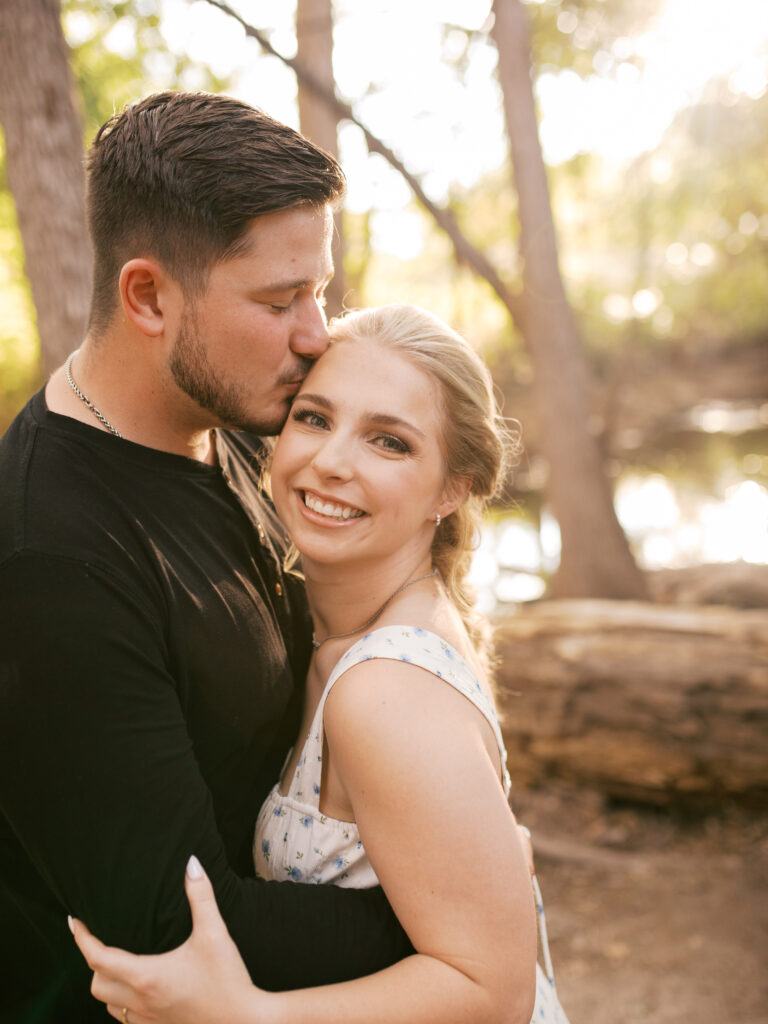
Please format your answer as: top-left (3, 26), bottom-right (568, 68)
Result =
top-left (72, 305), bottom-right (567, 1024)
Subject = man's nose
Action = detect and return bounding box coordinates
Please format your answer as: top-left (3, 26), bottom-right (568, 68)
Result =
top-left (291, 297), bottom-right (329, 359)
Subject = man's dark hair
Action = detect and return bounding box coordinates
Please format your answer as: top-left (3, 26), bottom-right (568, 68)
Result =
top-left (85, 91), bottom-right (346, 334)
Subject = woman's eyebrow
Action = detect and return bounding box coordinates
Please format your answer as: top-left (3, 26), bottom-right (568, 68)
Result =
top-left (366, 412), bottom-right (425, 439)
top-left (294, 392), bottom-right (333, 409)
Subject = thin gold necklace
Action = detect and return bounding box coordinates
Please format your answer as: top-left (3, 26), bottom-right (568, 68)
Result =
top-left (311, 568), bottom-right (439, 649)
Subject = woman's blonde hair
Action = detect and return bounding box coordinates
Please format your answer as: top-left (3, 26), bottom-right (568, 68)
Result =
top-left (328, 304), bottom-right (519, 663)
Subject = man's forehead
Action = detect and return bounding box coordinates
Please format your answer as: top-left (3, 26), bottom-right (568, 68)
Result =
top-left (238, 205), bottom-right (333, 260)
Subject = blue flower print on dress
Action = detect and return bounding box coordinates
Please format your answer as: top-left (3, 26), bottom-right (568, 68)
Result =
top-left (253, 623), bottom-right (512, 892)
top-left (400, 654), bottom-right (411, 662)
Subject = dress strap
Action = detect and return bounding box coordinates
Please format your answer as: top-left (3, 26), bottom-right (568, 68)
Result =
top-left (283, 625), bottom-right (511, 806)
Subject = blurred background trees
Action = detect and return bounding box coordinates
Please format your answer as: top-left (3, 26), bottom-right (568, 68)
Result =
top-left (0, 0), bottom-right (91, 375)
top-left (2, 8), bottom-right (766, 1011)
top-left (1, 0), bottom-right (766, 604)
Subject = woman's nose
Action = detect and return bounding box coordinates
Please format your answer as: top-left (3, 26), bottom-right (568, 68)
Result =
top-left (311, 434), bottom-right (353, 480)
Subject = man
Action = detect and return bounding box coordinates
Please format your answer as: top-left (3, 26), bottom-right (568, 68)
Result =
top-left (0, 91), bottom-right (412, 1024)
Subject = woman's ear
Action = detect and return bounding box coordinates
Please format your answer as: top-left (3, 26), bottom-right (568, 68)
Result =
top-left (435, 475), bottom-right (472, 521)
top-left (119, 258), bottom-right (176, 338)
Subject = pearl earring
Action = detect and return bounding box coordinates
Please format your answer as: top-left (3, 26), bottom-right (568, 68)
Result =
top-left (434, 513), bottom-right (441, 526)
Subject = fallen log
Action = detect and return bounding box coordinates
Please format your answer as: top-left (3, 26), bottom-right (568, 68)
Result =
top-left (494, 600), bottom-right (768, 807)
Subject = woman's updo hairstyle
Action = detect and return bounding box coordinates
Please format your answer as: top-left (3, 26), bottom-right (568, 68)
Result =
top-left (328, 304), bottom-right (519, 661)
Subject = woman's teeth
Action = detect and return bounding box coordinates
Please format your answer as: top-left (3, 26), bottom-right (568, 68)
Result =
top-left (303, 493), bottom-right (365, 520)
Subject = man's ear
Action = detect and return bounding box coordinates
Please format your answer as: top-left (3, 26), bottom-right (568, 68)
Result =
top-left (119, 258), bottom-right (176, 338)
top-left (436, 475), bottom-right (473, 521)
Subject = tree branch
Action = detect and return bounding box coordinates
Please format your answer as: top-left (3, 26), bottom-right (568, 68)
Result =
top-left (201, 0), bottom-right (525, 328)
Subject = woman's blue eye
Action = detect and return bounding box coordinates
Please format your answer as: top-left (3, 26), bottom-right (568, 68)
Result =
top-left (292, 409), bottom-right (328, 429)
top-left (375, 434), bottom-right (411, 454)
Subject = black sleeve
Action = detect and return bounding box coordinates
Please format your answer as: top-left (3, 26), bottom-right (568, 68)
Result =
top-left (0, 553), bottom-right (414, 991)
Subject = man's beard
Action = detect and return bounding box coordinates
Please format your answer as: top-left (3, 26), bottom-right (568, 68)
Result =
top-left (169, 310), bottom-right (303, 436)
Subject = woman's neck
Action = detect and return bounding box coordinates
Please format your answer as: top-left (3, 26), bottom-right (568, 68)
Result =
top-left (304, 555), bottom-right (436, 648)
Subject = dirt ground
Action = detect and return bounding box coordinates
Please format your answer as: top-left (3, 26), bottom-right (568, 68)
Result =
top-left (514, 784), bottom-right (768, 1024)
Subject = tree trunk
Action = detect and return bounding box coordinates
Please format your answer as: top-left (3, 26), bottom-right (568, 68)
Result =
top-left (491, 0), bottom-right (647, 599)
top-left (494, 600), bottom-right (768, 807)
top-left (0, 0), bottom-right (91, 376)
top-left (296, 0), bottom-right (345, 319)
top-left (205, 0), bottom-right (526, 324)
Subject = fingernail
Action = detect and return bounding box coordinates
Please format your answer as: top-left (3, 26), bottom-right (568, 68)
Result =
top-left (67, 915), bottom-right (74, 934)
top-left (186, 854), bottom-right (203, 879)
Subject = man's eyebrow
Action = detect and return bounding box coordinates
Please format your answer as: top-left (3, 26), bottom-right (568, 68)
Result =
top-left (258, 271), bottom-right (334, 294)
top-left (294, 394), bottom-right (425, 438)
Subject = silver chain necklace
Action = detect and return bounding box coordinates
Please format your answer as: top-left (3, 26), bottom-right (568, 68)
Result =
top-left (65, 353), bottom-right (122, 438)
top-left (312, 568), bottom-right (439, 649)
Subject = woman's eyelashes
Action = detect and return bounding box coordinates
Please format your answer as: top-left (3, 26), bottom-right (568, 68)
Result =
top-left (291, 407), bottom-right (413, 456)
top-left (372, 433), bottom-right (412, 455)
top-left (292, 408), bottom-right (329, 429)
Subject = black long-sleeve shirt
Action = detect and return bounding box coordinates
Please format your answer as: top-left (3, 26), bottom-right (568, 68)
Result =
top-left (0, 391), bottom-right (412, 1023)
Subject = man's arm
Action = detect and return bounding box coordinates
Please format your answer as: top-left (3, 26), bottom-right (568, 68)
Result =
top-left (0, 552), bottom-right (413, 990)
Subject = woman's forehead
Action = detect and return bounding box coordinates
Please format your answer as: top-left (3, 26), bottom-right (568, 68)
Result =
top-left (308, 339), bottom-right (432, 395)
top-left (299, 340), bottom-right (444, 431)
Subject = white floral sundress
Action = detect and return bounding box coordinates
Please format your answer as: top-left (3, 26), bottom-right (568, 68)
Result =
top-left (253, 625), bottom-right (570, 1023)
top-left (253, 625), bottom-right (508, 887)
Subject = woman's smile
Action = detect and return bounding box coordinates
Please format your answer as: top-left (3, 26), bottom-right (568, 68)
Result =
top-left (300, 488), bottom-right (367, 524)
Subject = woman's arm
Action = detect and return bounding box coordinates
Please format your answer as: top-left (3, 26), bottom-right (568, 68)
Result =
top-left (73, 659), bottom-right (537, 1024)
top-left (270, 658), bottom-right (537, 1024)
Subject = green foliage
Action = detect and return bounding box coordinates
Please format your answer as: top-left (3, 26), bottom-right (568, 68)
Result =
top-left (64, 0), bottom-right (229, 137)
top-left (0, 0), bottom-right (233, 429)
top-left (523, 0), bottom-right (664, 78)
top-left (0, 139), bottom-right (43, 432)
